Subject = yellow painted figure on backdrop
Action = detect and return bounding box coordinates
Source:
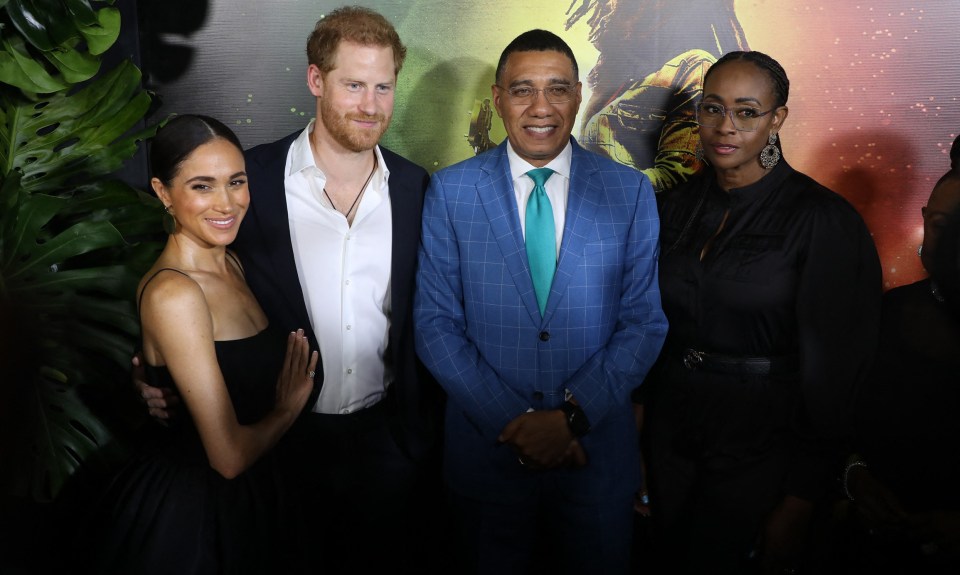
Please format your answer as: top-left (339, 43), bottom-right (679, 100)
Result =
top-left (566, 0), bottom-right (748, 191)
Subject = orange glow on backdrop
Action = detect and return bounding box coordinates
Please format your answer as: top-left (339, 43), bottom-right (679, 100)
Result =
top-left (737, 1), bottom-right (960, 288)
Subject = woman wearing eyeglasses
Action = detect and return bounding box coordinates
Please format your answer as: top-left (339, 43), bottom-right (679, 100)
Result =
top-left (639, 51), bottom-right (882, 574)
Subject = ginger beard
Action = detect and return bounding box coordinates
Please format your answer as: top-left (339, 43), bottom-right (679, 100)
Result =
top-left (318, 94), bottom-right (390, 153)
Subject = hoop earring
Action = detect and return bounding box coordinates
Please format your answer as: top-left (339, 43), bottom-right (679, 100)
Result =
top-left (760, 132), bottom-right (781, 169)
top-left (162, 204), bottom-right (177, 235)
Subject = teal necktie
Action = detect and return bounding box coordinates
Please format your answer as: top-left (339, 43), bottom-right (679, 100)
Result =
top-left (524, 167), bottom-right (556, 316)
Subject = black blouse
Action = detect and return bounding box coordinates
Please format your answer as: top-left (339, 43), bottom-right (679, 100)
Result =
top-left (653, 160), bottom-right (882, 496)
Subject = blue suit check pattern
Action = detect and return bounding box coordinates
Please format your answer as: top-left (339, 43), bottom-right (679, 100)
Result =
top-left (414, 139), bottom-right (668, 503)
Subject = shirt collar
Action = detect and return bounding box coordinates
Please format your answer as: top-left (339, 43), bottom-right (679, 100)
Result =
top-left (288, 119), bottom-right (391, 186)
top-left (505, 139), bottom-right (573, 183)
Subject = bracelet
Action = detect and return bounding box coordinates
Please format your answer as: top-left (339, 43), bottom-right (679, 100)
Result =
top-left (842, 459), bottom-right (867, 501)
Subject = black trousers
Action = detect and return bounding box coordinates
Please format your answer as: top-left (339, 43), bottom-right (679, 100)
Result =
top-left (277, 400), bottom-right (444, 574)
top-left (644, 361), bottom-right (795, 575)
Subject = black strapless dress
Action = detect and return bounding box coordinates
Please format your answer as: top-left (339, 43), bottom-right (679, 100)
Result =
top-left (87, 328), bottom-right (286, 575)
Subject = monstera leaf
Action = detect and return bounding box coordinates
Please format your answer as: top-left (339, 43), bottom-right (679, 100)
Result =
top-left (0, 0), bottom-right (161, 501)
top-left (0, 0), bottom-right (119, 92)
top-left (1, 168), bottom-right (160, 501)
top-left (0, 60), bottom-right (153, 194)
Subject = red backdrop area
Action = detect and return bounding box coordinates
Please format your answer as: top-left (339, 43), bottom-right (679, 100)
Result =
top-left (739, 1), bottom-right (960, 288)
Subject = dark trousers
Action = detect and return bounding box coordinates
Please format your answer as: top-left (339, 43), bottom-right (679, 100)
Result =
top-left (647, 448), bottom-right (788, 574)
top-left (278, 400), bottom-right (443, 574)
top-left (448, 482), bottom-right (634, 575)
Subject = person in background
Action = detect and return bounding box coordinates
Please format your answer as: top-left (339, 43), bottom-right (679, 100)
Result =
top-left (843, 169), bottom-right (960, 574)
top-left (88, 114), bottom-right (317, 575)
top-left (415, 29), bottom-right (667, 574)
top-left (950, 133), bottom-right (960, 171)
top-left (642, 51), bottom-right (881, 574)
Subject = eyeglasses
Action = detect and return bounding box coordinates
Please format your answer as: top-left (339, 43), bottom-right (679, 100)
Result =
top-left (696, 102), bottom-right (776, 132)
top-left (496, 84), bottom-right (577, 105)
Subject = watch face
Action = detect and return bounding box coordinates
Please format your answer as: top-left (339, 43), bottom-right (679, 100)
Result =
top-left (563, 402), bottom-right (590, 437)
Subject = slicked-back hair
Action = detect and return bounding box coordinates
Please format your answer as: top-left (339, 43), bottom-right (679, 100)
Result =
top-left (705, 50), bottom-right (790, 108)
top-left (306, 6), bottom-right (406, 75)
top-left (150, 114), bottom-right (243, 186)
top-left (495, 29), bottom-right (579, 85)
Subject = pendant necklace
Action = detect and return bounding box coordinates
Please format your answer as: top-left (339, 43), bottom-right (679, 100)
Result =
top-left (323, 155), bottom-right (378, 220)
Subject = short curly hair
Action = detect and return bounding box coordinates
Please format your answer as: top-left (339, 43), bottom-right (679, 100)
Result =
top-left (306, 6), bottom-right (406, 75)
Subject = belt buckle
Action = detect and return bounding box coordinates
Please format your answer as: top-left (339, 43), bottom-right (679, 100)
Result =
top-left (682, 349), bottom-right (703, 370)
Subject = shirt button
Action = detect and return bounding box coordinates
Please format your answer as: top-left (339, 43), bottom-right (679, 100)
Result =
top-left (341, 408), bottom-right (351, 414)
top-left (346, 368), bottom-right (353, 374)
top-left (539, 331), bottom-right (550, 342)
top-left (345, 279), bottom-right (351, 285)
top-left (346, 325), bottom-right (352, 330)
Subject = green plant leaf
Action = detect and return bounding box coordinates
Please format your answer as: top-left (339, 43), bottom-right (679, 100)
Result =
top-left (63, 0), bottom-right (99, 26)
top-left (2, 1), bottom-right (119, 90)
top-left (1, 0), bottom-right (162, 503)
top-left (8, 220), bottom-right (127, 280)
top-left (5, 0), bottom-right (59, 52)
top-left (77, 5), bottom-right (119, 56)
top-left (43, 40), bottom-right (101, 83)
top-left (1, 60), bottom-right (154, 194)
top-left (6, 0), bottom-right (80, 52)
top-left (0, 34), bottom-right (70, 93)
top-left (5, 376), bottom-right (114, 501)
top-left (0, 167), bottom-right (21, 262)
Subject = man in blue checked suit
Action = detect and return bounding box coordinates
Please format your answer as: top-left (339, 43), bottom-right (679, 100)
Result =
top-left (414, 29), bottom-right (668, 574)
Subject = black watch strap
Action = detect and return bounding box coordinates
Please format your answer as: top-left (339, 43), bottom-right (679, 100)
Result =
top-left (560, 401), bottom-right (591, 437)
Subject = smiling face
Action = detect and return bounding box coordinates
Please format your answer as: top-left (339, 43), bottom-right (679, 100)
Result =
top-left (699, 60), bottom-right (788, 189)
top-left (492, 50), bottom-right (582, 167)
top-left (152, 138), bottom-right (248, 249)
top-left (308, 41), bottom-right (396, 154)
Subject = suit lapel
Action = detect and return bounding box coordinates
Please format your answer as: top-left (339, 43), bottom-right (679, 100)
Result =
top-left (545, 142), bottom-right (600, 321)
top-left (384, 149), bottom-right (420, 359)
top-left (246, 136), bottom-right (312, 332)
top-left (478, 146), bottom-right (543, 324)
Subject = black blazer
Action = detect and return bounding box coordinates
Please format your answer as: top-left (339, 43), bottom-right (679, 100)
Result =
top-left (232, 130), bottom-right (437, 459)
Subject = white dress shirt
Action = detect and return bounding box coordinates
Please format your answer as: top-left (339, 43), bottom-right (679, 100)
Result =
top-left (284, 121), bottom-right (393, 414)
top-left (506, 141), bottom-right (573, 258)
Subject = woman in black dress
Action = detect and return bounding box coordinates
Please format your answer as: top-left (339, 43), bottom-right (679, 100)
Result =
top-left (642, 51), bottom-right (882, 574)
top-left (88, 115), bottom-right (317, 574)
top-left (844, 171), bottom-right (960, 573)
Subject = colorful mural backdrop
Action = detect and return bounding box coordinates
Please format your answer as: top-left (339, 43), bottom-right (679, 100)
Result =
top-left (144, 0), bottom-right (960, 288)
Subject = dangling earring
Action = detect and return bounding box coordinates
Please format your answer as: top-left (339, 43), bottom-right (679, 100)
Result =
top-left (162, 204), bottom-right (177, 235)
top-left (760, 132), bottom-right (781, 169)
top-left (918, 244), bottom-right (923, 257)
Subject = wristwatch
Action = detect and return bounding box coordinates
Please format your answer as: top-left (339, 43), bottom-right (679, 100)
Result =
top-left (559, 401), bottom-right (591, 437)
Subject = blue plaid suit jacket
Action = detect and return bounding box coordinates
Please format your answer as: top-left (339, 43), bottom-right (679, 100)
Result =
top-left (415, 139), bottom-right (667, 503)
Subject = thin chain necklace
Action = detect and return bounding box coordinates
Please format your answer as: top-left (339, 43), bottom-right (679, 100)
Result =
top-left (323, 155), bottom-right (378, 221)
